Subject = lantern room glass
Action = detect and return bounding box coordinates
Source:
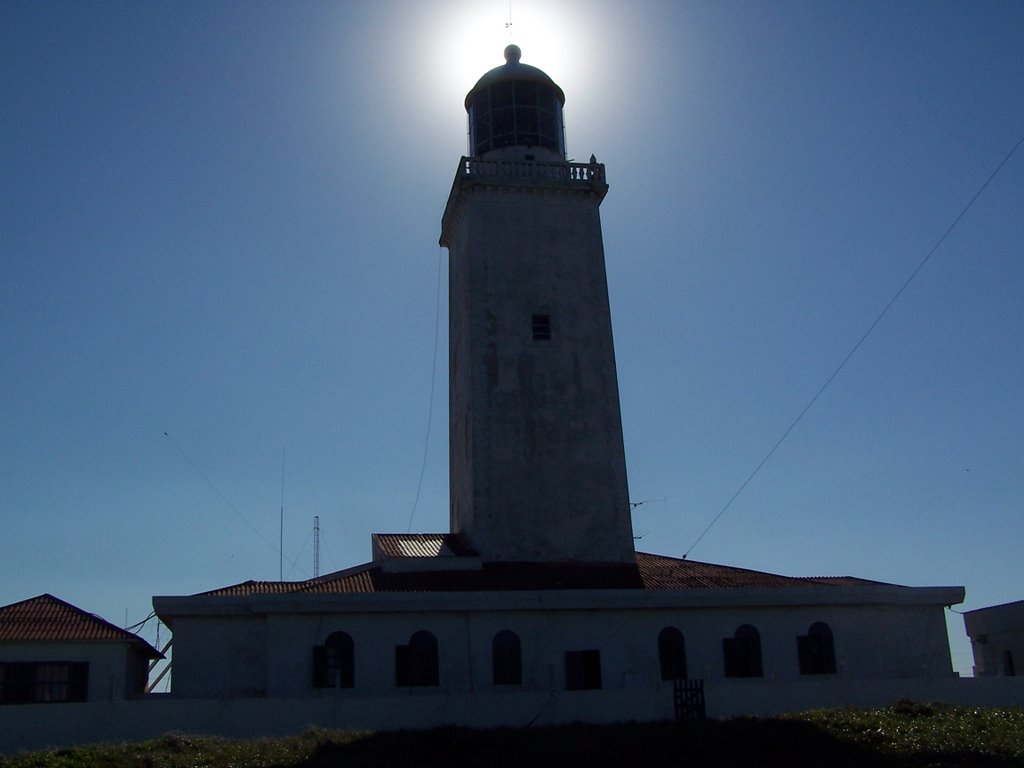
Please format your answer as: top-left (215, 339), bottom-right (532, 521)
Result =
top-left (468, 79), bottom-right (565, 158)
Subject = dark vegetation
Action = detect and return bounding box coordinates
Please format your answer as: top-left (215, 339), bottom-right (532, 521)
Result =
top-left (3, 701), bottom-right (1023, 768)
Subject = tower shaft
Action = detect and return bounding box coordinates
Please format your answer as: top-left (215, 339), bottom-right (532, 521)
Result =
top-left (440, 158), bottom-right (634, 563)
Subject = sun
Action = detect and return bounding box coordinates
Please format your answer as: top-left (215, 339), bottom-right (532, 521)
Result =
top-left (405, 1), bottom-right (594, 110)
top-left (378, 0), bottom-right (629, 161)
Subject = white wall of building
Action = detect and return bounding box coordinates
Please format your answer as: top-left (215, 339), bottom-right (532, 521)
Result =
top-left (0, 641), bottom-right (149, 702)
top-left (964, 601), bottom-right (1024, 676)
top-left (171, 617), bottom-right (267, 697)
top-left (164, 594), bottom-right (958, 700)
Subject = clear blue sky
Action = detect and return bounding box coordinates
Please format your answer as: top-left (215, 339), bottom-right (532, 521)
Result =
top-left (2, 1), bottom-right (1022, 678)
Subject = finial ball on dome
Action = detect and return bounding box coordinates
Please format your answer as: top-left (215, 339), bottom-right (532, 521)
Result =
top-left (504, 44), bottom-right (522, 64)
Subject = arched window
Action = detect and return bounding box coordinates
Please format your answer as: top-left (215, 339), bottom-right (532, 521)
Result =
top-left (797, 622), bottom-right (836, 675)
top-left (658, 627), bottom-right (687, 681)
top-left (492, 629), bottom-right (522, 685)
top-left (723, 624), bottom-right (763, 677)
top-left (395, 630), bottom-right (439, 687)
top-left (312, 631), bottom-right (354, 689)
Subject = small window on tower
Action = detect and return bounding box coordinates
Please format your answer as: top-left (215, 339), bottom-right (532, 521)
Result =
top-left (532, 314), bottom-right (551, 341)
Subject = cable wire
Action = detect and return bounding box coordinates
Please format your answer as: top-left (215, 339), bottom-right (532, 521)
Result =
top-left (123, 611), bottom-right (156, 632)
top-left (684, 129), bottom-right (1024, 559)
top-left (407, 247), bottom-right (444, 533)
top-left (285, 527), bottom-right (313, 580)
top-left (164, 431), bottom-right (304, 576)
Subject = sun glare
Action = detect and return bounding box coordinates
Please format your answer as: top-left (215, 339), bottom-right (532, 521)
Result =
top-left (381, 0), bottom-right (630, 161)
top-left (407, 1), bottom-right (600, 110)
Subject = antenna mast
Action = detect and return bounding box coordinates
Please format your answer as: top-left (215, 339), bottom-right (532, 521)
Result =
top-left (279, 448), bottom-right (285, 582)
top-left (313, 515), bottom-right (320, 578)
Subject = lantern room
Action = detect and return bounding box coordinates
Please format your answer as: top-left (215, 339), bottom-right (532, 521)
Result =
top-left (464, 45), bottom-right (566, 162)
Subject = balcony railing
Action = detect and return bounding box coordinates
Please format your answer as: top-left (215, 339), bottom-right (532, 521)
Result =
top-left (440, 156), bottom-right (608, 246)
top-left (456, 156), bottom-right (606, 186)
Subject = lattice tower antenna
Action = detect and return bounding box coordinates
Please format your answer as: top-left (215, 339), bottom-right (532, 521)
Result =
top-left (313, 515), bottom-right (320, 578)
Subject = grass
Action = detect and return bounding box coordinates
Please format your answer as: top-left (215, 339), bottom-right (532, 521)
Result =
top-left (2, 701), bottom-right (1023, 768)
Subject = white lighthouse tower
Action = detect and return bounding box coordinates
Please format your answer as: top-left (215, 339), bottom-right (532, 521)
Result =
top-left (150, 46), bottom-right (968, 729)
top-left (440, 46), bottom-right (635, 564)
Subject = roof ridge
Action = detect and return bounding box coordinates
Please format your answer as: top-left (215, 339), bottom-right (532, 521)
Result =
top-left (181, 553), bottom-right (912, 596)
top-left (636, 551), bottom-right (886, 584)
top-left (297, 561), bottom-right (378, 589)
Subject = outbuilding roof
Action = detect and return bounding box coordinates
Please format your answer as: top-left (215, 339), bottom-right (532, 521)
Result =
top-left (0, 594), bottom-right (162, 657)
top-left (373, 532), bottom-right (479, 559)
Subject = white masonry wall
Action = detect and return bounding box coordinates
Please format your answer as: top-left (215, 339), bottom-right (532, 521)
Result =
top-left (964, 601), bottom-right (1024, 676)
top-left (443, 167), bottom-right (636, 564)
top-left (0, 641), bottom-right (147, 702)
top-left (164, 595), bottom-right (958, 699)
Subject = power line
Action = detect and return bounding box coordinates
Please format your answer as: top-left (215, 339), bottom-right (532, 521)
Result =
top-left (321, 532), bottom-right (339, 575)
top-left (285, 527), bottom-right (313, 580)
top-left (124, 611), bottom-right (155, 632)
top-left (163, 431), bottom-right (305, 576)
top-left (684, 128), bottom-right (1024, 559)
top-left (407, 247), bottom-right (444, 533)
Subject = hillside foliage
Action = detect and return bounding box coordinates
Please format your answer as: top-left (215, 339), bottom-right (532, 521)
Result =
top-left (2, 701), bottom-right (1022, 768)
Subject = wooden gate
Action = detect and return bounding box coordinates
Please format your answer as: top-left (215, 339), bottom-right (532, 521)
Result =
top-left (673, 678), bottom-right (706, 721)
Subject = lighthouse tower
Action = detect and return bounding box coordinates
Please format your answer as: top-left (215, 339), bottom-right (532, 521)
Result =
top-left (440, 46), bottom-right (635, 564)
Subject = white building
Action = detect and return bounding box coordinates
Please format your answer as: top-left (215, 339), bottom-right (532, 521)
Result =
top-left (964, 601), bottom-right (1024, 677)
top-left (152, 46), bottom-right (967, 727)
top-left (155, 534), bottom-right (962, 702)
top-left (0, 594), bottom-right (161, 705)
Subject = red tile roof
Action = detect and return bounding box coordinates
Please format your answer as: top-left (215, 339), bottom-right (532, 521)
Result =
top-left (0, 594), bottom-right (162, 657)
top-left (197, 551), bottom-right (885, 597)
top-left (635, 552), bottom-right (880, 590)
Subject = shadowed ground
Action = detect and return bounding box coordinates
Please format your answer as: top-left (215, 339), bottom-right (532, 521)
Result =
top-left (2, 702), bottom-right (1022, 768)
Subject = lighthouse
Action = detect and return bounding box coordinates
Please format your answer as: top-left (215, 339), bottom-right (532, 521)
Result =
top-left (150, 45), bottom-right (967, 729)
top-left (440, 46), bottom-right (635, 563)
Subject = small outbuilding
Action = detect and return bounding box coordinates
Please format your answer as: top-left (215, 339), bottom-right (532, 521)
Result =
top-left (964, 600), bottom-right (1024, 677)
top-left (154, 533), bottom-right (964, 712)
top-left (0, 594), bottom-right (162, 705)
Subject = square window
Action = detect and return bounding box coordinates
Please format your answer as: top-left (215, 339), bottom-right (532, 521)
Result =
top-left (532, 314), bottom-right (551, 341)
top-left (565, 650), bottom-right (601, 690)
top-left (395, 632), bottom-right (439, 687)
top-left (0, 662), bottom-right (87, 704)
